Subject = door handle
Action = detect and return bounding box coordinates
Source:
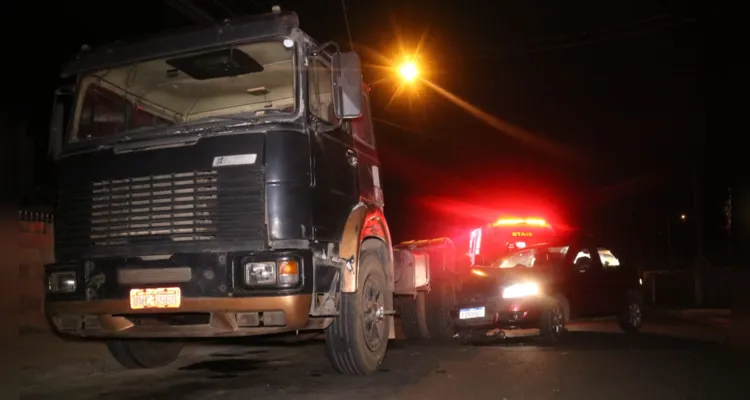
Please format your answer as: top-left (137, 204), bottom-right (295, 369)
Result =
top-left (346, 150), bottom-right (358, 166)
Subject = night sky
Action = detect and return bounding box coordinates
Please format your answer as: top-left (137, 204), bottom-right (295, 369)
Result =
top-left (7, 0), bottom-right (727, 262)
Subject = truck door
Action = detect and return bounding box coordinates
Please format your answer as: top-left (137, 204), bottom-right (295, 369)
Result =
top-left (351, 89), bottom-right (384, 208)
top-left (308, 54), bottom-right (358, 241)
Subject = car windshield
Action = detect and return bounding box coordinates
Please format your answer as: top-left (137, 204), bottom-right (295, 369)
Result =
top-left (469, 225), bottom-right (556, 266)
top-left (69, 39), bottom-right (296, 143)
top-left (491, 244), bottom-right (569, 269)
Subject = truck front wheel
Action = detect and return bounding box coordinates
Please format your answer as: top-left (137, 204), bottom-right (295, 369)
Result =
top-left (106, 340), bottom-right (183, 369)
top-left (325, 250), bottom-right (391, 375)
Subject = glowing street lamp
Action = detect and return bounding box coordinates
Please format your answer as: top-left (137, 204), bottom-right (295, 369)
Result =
top-left (398, 60), bottom-right (419, 83)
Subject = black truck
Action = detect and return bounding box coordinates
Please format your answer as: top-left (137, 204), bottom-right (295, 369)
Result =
top-left (44, 9), bottom-right (463, 375)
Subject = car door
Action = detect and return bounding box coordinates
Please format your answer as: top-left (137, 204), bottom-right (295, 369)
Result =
top-left (596, 246), bottom-right (631, 316)
top-left (308, 53), bottom-right (358, 241)
top-left (565, 238), bottom-right (606, 317)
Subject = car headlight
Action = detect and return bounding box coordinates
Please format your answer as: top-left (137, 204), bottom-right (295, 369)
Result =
top-left (502, 282), bottom-right (539, 299)
top-left (48, 271), bottom-right (77, 293)
top-left (243, 260), bottom-right (300, 287)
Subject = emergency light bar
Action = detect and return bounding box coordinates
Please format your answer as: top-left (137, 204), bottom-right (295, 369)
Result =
top-left (492, 217), bottom-right (549, 227)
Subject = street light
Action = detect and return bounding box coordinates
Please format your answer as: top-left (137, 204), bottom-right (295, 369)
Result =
top-left (398, 60), bottom-right (419, 83)
top-left (680, 214), bottom-right (686, 221)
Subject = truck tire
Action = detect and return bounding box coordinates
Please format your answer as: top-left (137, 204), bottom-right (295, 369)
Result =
top-left (395, 291), bottom-right (430, 340)
top-left (425, 277), bottom-right (457, 341)
top-left (325, 249), bottom-right (391, 375)
top-left (106, 340), bottom-right (183, 369)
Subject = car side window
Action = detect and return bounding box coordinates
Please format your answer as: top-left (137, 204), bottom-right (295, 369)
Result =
top-left (570, 241), bottom-right (603, 272)
top-left (597, 248), bottom-right (621, 269)
top-left (307, 56), bottom-right (337, 124)
top-left (572, 248), bottom-right (593, 271)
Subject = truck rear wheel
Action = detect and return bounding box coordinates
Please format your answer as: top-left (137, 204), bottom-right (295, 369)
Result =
top-left (425, 277), bottom-right (457, 341)
top-left (106, 340), bottom-right (183, 369)
top-left (325, 250), bottom-right (391, 375)
top-left (395, 291), bottom-right (430, 339)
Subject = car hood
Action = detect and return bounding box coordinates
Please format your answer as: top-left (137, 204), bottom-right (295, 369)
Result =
top-left (459, 267), bottom-right (555, 301)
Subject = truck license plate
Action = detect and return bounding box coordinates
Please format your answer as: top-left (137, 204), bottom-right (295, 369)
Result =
top-left (129, 287), bottom-right (181, 310)
top-left (459, 306), bottom-right (486, 320)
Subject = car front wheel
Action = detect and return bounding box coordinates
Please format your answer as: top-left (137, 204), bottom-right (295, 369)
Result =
top-left (539, 300), bottom-right (566, 345)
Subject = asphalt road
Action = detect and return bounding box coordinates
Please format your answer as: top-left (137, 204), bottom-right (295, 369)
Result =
top-left (20, 318), bottom-right (744, 400)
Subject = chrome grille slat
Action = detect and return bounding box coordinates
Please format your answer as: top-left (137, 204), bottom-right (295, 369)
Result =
top-left (89, 171), bottom-right (220, 246)
top-left (55, 167), bottom-right (266, 256)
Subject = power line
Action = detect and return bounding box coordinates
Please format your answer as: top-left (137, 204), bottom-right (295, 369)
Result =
top-left (506, 6), bottom-right (704, 51)
top-left (340, 0), bottom-right (355, 51)
top-left (213, 0), bottom-right (234, 17)
top-left (480, 6), bottom-right (721, 59)
top-left (163, 0), bottom-right (215, 24)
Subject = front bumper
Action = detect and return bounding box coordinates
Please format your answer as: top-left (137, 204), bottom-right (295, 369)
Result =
top-left (451, 296), bottom-right (548, 334)
top-left (46, 295), bottom-right (314, 338)
top-left (45, 250), bottom-right (337, 339)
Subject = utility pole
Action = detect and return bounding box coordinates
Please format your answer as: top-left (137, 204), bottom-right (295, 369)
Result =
top-left (665, 217), bottom-right (674, 269)
top-left (691, 173), bottom-right (704, 307)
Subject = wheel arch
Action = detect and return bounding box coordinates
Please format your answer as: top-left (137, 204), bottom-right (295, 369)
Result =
top-left (337, 203), bottom-right (393, 294)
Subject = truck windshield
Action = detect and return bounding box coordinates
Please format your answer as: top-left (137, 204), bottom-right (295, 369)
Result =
top-left (69, 39), bottom-right (296, 143)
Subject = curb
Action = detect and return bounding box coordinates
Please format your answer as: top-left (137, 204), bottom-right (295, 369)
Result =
top-left (645, 307), bottom-right (731, 328)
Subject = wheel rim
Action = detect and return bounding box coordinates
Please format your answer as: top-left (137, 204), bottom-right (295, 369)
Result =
top-left (629, 301), bottom-right (642, 327)
top-left (361, 276), bottom-right (386, 351)
top-left (551, 305), bottom-right (564, 336)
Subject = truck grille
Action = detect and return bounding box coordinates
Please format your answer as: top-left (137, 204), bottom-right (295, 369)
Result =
top-left (90, 171), bottom-right (219, 246)
top-left (56, 168), bottom-right (265, 256)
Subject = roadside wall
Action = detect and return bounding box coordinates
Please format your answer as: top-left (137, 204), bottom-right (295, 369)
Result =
top-left (19, 212), bottom-right (54, 330)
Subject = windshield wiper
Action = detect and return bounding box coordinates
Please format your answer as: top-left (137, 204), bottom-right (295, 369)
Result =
top-left (115, 117), bottom-right (258, 143)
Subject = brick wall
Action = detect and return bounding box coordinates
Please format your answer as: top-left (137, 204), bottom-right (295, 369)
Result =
top-left (19, 218), bottom-right (54, 330)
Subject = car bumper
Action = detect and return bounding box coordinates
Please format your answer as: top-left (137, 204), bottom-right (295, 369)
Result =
top-left (451, 296), bottom-right (548, 335)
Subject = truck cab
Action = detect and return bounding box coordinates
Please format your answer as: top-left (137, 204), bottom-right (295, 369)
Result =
top-left (45, 10), bottom-right (394, 375)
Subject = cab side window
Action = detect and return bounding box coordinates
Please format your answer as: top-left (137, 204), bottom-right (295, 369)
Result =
top-left (351, 92), bottom-right (375, 147)
top-left (308, 57), bottom-right (337, 124)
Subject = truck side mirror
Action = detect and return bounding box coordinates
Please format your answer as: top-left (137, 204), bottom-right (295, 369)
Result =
top-left (332, 51), bottom-right (363, 119)
top-left (49, 85), bottom-right (74, 158)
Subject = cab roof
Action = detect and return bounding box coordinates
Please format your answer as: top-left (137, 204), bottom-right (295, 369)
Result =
top-left (62, 11), bottom-right (300, 78)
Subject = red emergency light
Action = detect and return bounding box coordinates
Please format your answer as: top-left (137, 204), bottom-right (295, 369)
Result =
top-left (491, 217), bottom-right (550, 227)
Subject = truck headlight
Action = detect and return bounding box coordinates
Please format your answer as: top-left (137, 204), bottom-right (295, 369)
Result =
top-left (48, 271), bottom-right (77, 293)
top-left (244, 262), bottom-right (276, 286)
top-left (243, 259), bottom-right (300, 287)
top-left (502, 282), bottom-right (539, 299)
